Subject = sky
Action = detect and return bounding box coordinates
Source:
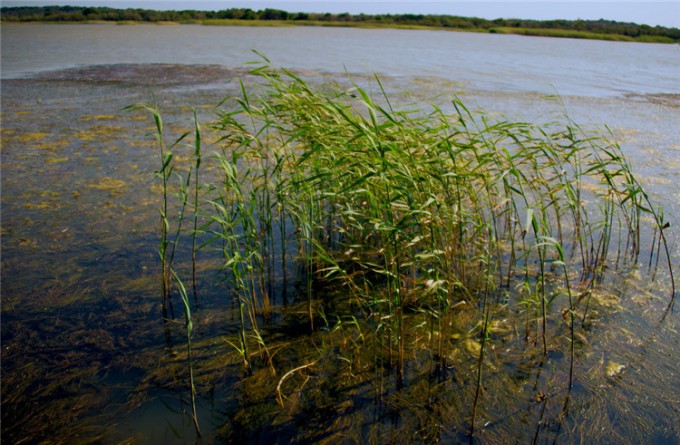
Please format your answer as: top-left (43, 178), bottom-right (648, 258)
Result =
top-left (2, 1), bottom-right (679, 28)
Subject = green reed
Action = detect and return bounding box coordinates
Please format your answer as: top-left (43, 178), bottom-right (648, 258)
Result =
top-left (140, 59), bottom-right (674, 440)
top-left (191, 110), bottom-right (202, 299)
top-left (127, 102), bottom-right (172, 311)
top-left (129, 101), bottom-right (205, 436)
top-left (127, 101), bottom-right (197, 314)
top-left (171, 269), bottom-right (201, 436)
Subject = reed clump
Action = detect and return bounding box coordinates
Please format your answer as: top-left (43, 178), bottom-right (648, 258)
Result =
top-left (142, 59), bottom-right (674, 440)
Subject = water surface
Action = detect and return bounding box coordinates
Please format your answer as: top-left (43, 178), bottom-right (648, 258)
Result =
top-left (3, 23), bottom-right (680, 97)
top-left (1, 24), bottom-right (678, 444)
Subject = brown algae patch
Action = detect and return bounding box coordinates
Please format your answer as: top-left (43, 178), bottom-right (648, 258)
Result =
top-left (79, 114), bottom-right (118, 121)
top-left (87, 177), bottom-right (128, 195)
top-left (612, 127), bottom-right (640, 143)
top-left (16, 132), bottom-right (51, 143)
top-left (46, 157), bottom-right (70, 165)
top-left (74, 125), bottom-right (127, 141)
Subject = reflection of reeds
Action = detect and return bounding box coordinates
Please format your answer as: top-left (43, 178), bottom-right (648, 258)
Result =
top-left (139, 58), bottom-right (674, 441)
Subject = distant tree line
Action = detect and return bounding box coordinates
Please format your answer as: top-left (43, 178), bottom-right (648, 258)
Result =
top-left (2, 6), bottom-right (678, 42)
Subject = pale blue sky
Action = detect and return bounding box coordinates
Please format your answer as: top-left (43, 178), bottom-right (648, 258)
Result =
top-left (3, 1), bottom-right (679, 28)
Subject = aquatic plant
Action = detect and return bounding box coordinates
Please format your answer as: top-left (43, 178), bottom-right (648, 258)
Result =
top-left (191, 110), bottom-right (202, 298)
top-left (126, 101), bottom-right (188, 314)
top-left (126, 101), bottom-right (207, 436)
top-left (142, 59), bottom-right (674, 441)
top-left (171, 270), bottom-right (201, 436)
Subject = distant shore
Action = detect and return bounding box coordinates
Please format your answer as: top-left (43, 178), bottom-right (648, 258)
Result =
top-left (3, 20), bottom-right (676, 44)
top-left (2, 6), bottom-right (678, 44)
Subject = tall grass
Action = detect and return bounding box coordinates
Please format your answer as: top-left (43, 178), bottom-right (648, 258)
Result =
top-left (128, 101), bottom-right (204, 436)
top-left (141, 59), bottom-right (674, 439)
top-left (190, 110), bottom-right (202, 299)
top-left (171, 270), bottom-right (201, 436)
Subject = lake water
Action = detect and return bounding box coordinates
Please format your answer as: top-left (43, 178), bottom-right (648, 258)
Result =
top-left (1, 24), bottom-right (679, 444)
top-left (3, 23), bottom-right (680, 97)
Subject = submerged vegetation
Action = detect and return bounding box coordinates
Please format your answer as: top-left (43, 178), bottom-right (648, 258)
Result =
top-left (2, 5), bottom-right (679, 44)
top-left (133, 59), bottom-right (676, 442)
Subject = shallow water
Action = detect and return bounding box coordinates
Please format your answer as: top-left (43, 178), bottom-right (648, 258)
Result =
top-left (2, 25), bottom-right (679, 445)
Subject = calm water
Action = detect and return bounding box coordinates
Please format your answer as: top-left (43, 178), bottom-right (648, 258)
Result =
top-left (2, 24), bottom-right (679, 444)
top-left (3, 23), bottom-right (680, 97)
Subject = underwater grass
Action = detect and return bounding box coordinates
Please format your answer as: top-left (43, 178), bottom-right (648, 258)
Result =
top-left (140, 58), bottom-right (675, 441)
